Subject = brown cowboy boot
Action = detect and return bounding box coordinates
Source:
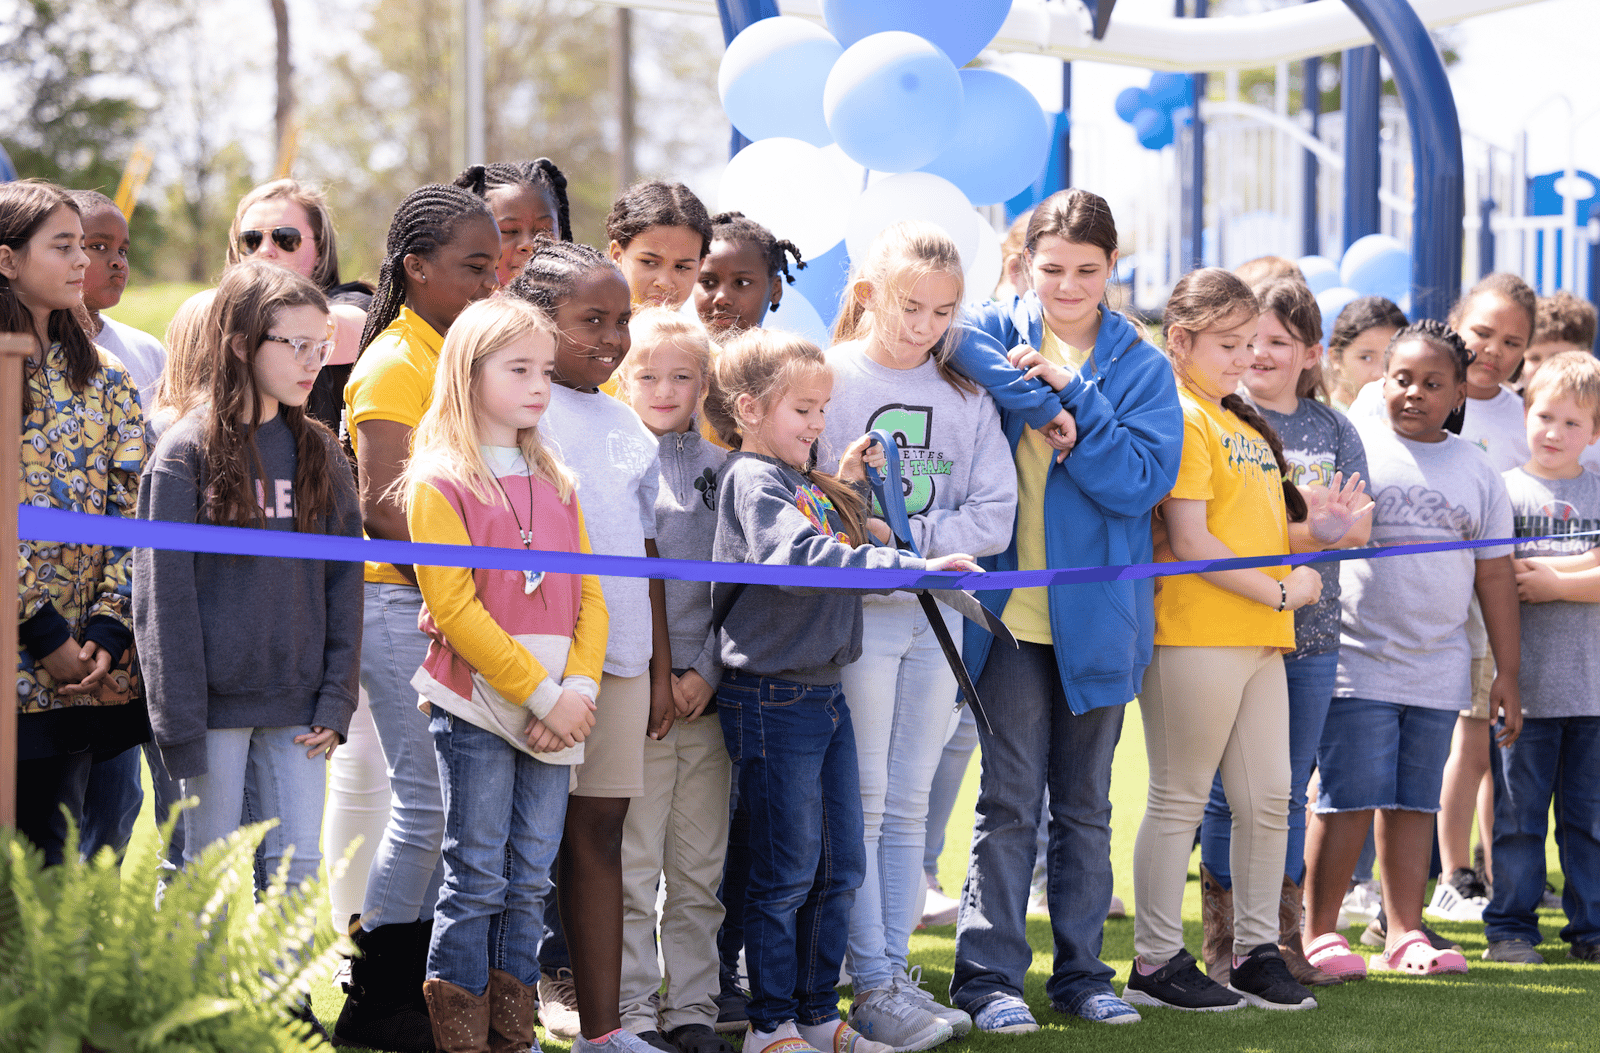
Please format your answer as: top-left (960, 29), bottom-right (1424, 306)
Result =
top-left (486, 970), bottom-right (538, 1053)
top-left (1280, 875), bottom-right (1343, 987)
top-left (422, 978), bottom-right (492, 1053)
top-left (1199, 863), bottom-right (1234, 984)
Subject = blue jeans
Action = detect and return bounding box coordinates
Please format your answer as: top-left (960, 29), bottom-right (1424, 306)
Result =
top-left (182, 725), bottom-right (326, 894)
top-left (923, 706), bottom-right (977, 879)
top-left (360, 581), bottom-right (445, 928)
top-left (427, 711), bottom-right (569, 996)
top-left (1484, 716), bottom-right (1600, 949)
top-left (718, 763), bottom-right (752, 991)
top-left (717, 671), bottom-right (865, 1031)
top-left (1201, 649), bottom-right (1339, 887)
top-left (840, 601), bottom-right (959, 992)
top-left (952, 641), bottom-right (1124, 1015)
top-left (80, 744), bottom-right (143, 861)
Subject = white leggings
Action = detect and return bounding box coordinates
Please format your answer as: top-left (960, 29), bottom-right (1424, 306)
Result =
top-left (323, 688), bottom-right (391, 925)
top-left (1134, 645), bottom-right (1290, 962)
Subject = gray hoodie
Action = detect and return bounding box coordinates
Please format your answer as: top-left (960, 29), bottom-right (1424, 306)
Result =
top-left (654, 427), bottom-right (726, 688)
top-left (712, 453), bottom-right (926, 685)
top-left (134, 414), bottom-right (363, 779)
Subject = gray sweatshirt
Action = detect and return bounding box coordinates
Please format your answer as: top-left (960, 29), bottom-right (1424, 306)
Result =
top-left (712, 453), bottom-right (926, 685)
top-left (134, 414), bottom-right (364, 779)
top-left (654, 427), bottom-right (726, 688)
top-left (821, 345), bottom-right (1017, 609)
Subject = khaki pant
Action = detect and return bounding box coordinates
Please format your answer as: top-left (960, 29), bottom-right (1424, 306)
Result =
top-left (1135, 645), bottom-right (1290, 963)
top-left (619, 714), bottom-right (733, 1033)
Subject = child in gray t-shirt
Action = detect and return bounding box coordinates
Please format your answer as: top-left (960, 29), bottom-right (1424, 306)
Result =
top-left (1483, 351), bottom-right (1600, 963)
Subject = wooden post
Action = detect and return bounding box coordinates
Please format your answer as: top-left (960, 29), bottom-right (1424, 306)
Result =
top-left (0, 333), bottom-right (30, 828)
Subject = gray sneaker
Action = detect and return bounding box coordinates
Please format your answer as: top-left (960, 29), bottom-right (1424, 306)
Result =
top-left (1483, 939), bottom-right (1545, 964)
top-left (537, 968), bottom-right (582, 1040)
top-left (890, 968), bottom-right (971, 1037)
top-left (847, 984), bottom-right (953, 1052)
top-left (575, 1031), bottom-right (665, 1053)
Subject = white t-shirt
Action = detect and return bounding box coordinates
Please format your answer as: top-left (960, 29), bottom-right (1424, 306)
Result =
top-left (96, 317), bottom-right (166, 413)
top-left (538, 384), bottom-right (661, 677)
top-left (1336, 421), bottom-right (1514, 711)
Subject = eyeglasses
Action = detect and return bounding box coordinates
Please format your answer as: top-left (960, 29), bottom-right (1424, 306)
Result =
top-left (238, 226), bottom-right (304, 255)
top-left (263, 333), bottom-right (337, 367)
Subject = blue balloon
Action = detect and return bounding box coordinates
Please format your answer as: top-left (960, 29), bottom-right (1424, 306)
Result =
top-left (788, 240), bottom-right (852, 331)
top-left (1147, 72), bottom-right (1192, 112)
top-left (919, 69), bottom-right (1052, 206)
top-left (1116, 86), bottom-right (1151, 124)
top-left (719, 17), bottom-right (843, 147)
top-left (1169, 105), bottom-right (1194, 130)
top-left (822, 0), bottom-right (1013, 68)
top-left (1340, 233), bottom-right (1411, 305)
top-left (824, 31), bottom-right (963, 172)
top-left (1132, 107), bottom-right (1173, 151)
top-left (1297, 255), bottom-right (1340, 295)
top-left (1317, 286), bottom-right (1363, 326)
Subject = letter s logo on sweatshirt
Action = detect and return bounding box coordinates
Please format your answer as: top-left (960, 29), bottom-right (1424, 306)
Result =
top-left (866, 403), bottom-right (950, 516)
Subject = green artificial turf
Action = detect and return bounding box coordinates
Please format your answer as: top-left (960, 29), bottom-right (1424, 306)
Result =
top-left (119, 707), bottom-right (1596, 1052)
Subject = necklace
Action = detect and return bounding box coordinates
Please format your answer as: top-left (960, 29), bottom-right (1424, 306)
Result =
top-left (490, 451), bottom-right (545, 596)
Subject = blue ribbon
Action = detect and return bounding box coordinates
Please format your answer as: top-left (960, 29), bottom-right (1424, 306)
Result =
top-left (18, 505), bottom-right (1597, 592)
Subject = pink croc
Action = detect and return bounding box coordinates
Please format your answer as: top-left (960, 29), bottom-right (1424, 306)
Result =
top-left (1306, 932), bottom-right (1368, 980)
top-left (1371, 929), bottom-right (1468, 976)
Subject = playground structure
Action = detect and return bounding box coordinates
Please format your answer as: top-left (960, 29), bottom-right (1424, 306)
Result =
top-left (601, 0), bottom-right (1596, 333)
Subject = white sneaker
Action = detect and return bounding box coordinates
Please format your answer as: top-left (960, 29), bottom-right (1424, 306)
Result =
top-left (891, 968), bottom-right (971, 1037)
top-left (538, 967), bottom-right (582, 1040)
top-left (1426, 868), bottom-right (1489, 922)
top-left (1340, 879), bottom-right (1383, 927)
top-left (746, 1021), bottom-right (823, 1053)
top-left (847, 985), bottom-right (953, 1052)
top-left (920, 881), bottom-right (959, 928)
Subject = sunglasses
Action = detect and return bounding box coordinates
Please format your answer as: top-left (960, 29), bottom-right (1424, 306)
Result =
top-left (263, 333), bottom-right (337, 368)
top-left (238, 226), bottom-right (304, 255)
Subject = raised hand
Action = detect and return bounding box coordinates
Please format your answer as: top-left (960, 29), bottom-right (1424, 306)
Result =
top-left (1303, 471), bottom-right (1371, 545)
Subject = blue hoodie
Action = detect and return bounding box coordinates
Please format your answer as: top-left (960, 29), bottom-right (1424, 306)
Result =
top-left (950, 293), bottom-right (1182, 714)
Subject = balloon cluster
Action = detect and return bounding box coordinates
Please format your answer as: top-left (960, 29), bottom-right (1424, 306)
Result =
top-left (1114, 72), bottom-right (1194, 151)
top-left (716, 2), bottom-right (1038, 334)
top-left (1297, 234), bottom-right (1411, 323)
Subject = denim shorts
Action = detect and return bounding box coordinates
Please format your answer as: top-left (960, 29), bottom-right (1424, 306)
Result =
top-left (1314, 697), bottom-right (1457, 813)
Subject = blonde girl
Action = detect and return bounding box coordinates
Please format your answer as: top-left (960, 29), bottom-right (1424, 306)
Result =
top-left (395, 295), bottom-right (607, 1052)
top-left (822, 221), bottom-right (1014, 1049)
top-left (1127, 269), bottom-right (1359, 1013)
top-left (614, 309), bottom-right (738, 1053)
top-left (704, 329), bottom-right (978, 1053)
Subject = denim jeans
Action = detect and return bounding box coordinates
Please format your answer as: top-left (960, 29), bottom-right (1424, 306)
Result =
top-left (359, 581), bottom-right (445, 928)
top-left (922, 706), bottom-right (977, 879)
top-left (718, 763), bottom-right (752, 991)
top-left (717, 670), bottom-right (865, 1031)
top-left (182, 725), bottom-right (326, 893)
top-left (840, 601), bottom-right (959, 993)
top-left (16, 752), bottom-right (93, 867)
top-left (427, 711), bottom-right (569, 997)
top-left (1484, 716), bottom-right (1600, 949)
top-left (952, 641), bottom-right (1124, 1015)
top-left (1201, 649), bottom-right (1339, 888)
top-left (79, 744), bottom-right (143, 861)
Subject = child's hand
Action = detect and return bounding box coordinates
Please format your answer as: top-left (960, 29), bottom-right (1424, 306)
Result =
top-left (925, 553), bottom-right (983, 574)
top-left (866, 517), bottom-right (893, 545)
top-left (1010, 345), bottom-right (1073, 392)
top-left (1302, 471), bottom-right (1372, 545)
top-left (295, 726), bottom-right (339, 760)
top-left (1035, 409), bottom-right (1077, 463)
top-left (1513, 558), bottom-right (1563, 603)
top-left (647, 678), bottom-right (676, 740)
top-left (540, 689), bottom-right (597, 749)
top-left (1283, 565), bottom-right (1323, 610)
top-left (526, 718), bottom-right (567, 753)
top-left (1490, 674), bottom-right (1522, 747)
top-left (672, 670), bottom-right (715, 721)
top-left (44, 638), bottom-right (113, 695)
top-left (837, 434), bottom-right (884, 484)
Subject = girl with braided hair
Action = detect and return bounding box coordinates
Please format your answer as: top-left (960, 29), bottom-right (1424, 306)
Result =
top-left (455, 158), bottom-right (573, 285)
top-left (334, 182), bottom-right (499, 1053)
top-left (694, 211), bottom-right (804, 338)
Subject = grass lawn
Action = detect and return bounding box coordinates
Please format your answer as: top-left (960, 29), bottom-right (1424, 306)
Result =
top-left (103, 281), bottom-right (211, 342)
top-left (120, 701), bottom-right (1596, 1053)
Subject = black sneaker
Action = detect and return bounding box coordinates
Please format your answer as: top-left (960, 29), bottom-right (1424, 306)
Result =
top-left (1228, 944), bottom-right (1317, 1010)
top-left (1570, 941), bottom-right (1600, 963)
top-left (1123, 949), bottom-right (1244, 1012)
top-left (713, 986), bottom-right (749, 1034)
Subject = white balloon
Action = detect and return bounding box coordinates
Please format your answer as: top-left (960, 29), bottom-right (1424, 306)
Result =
top-left (964, 215), bottom-right (1002, 303)
top-left (762, 288), bottom-right (831, 350)
top-left (844, 172), bottom-right (979, 266)
top-left (719, 138), bottom-right (858, 261)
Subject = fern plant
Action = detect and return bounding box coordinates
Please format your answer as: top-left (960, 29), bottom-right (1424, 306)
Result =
top-left (0, 811), bottom-right (351, 1053)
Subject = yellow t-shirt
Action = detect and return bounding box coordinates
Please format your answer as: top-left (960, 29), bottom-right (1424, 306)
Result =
top-left (344, 306), bottom-right (445, 584)
top-left (1152, 390), bottom-right (1295, 649)
top-left (1001, 326), bottom-right (1091, 644)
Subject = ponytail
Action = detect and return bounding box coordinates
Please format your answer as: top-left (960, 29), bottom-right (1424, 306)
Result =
top-left (1221, 392), bottom-right (1307, 523)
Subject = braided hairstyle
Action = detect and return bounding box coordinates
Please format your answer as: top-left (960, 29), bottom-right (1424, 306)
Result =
top-left (710, 211), bottom-right (805, 300)
top-left (504, 236), bottom-right (619, 314)
top-left (359, 183), bottom-right (494, 352)
top-left (1164, 267), bottom-right (1307, 523)
top-left (1386, 318), bottom-right (1473, 434)
top-left (454, 158), bottom-right (572, 242)
top-left (606, 181), bottom-right (713, 257)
